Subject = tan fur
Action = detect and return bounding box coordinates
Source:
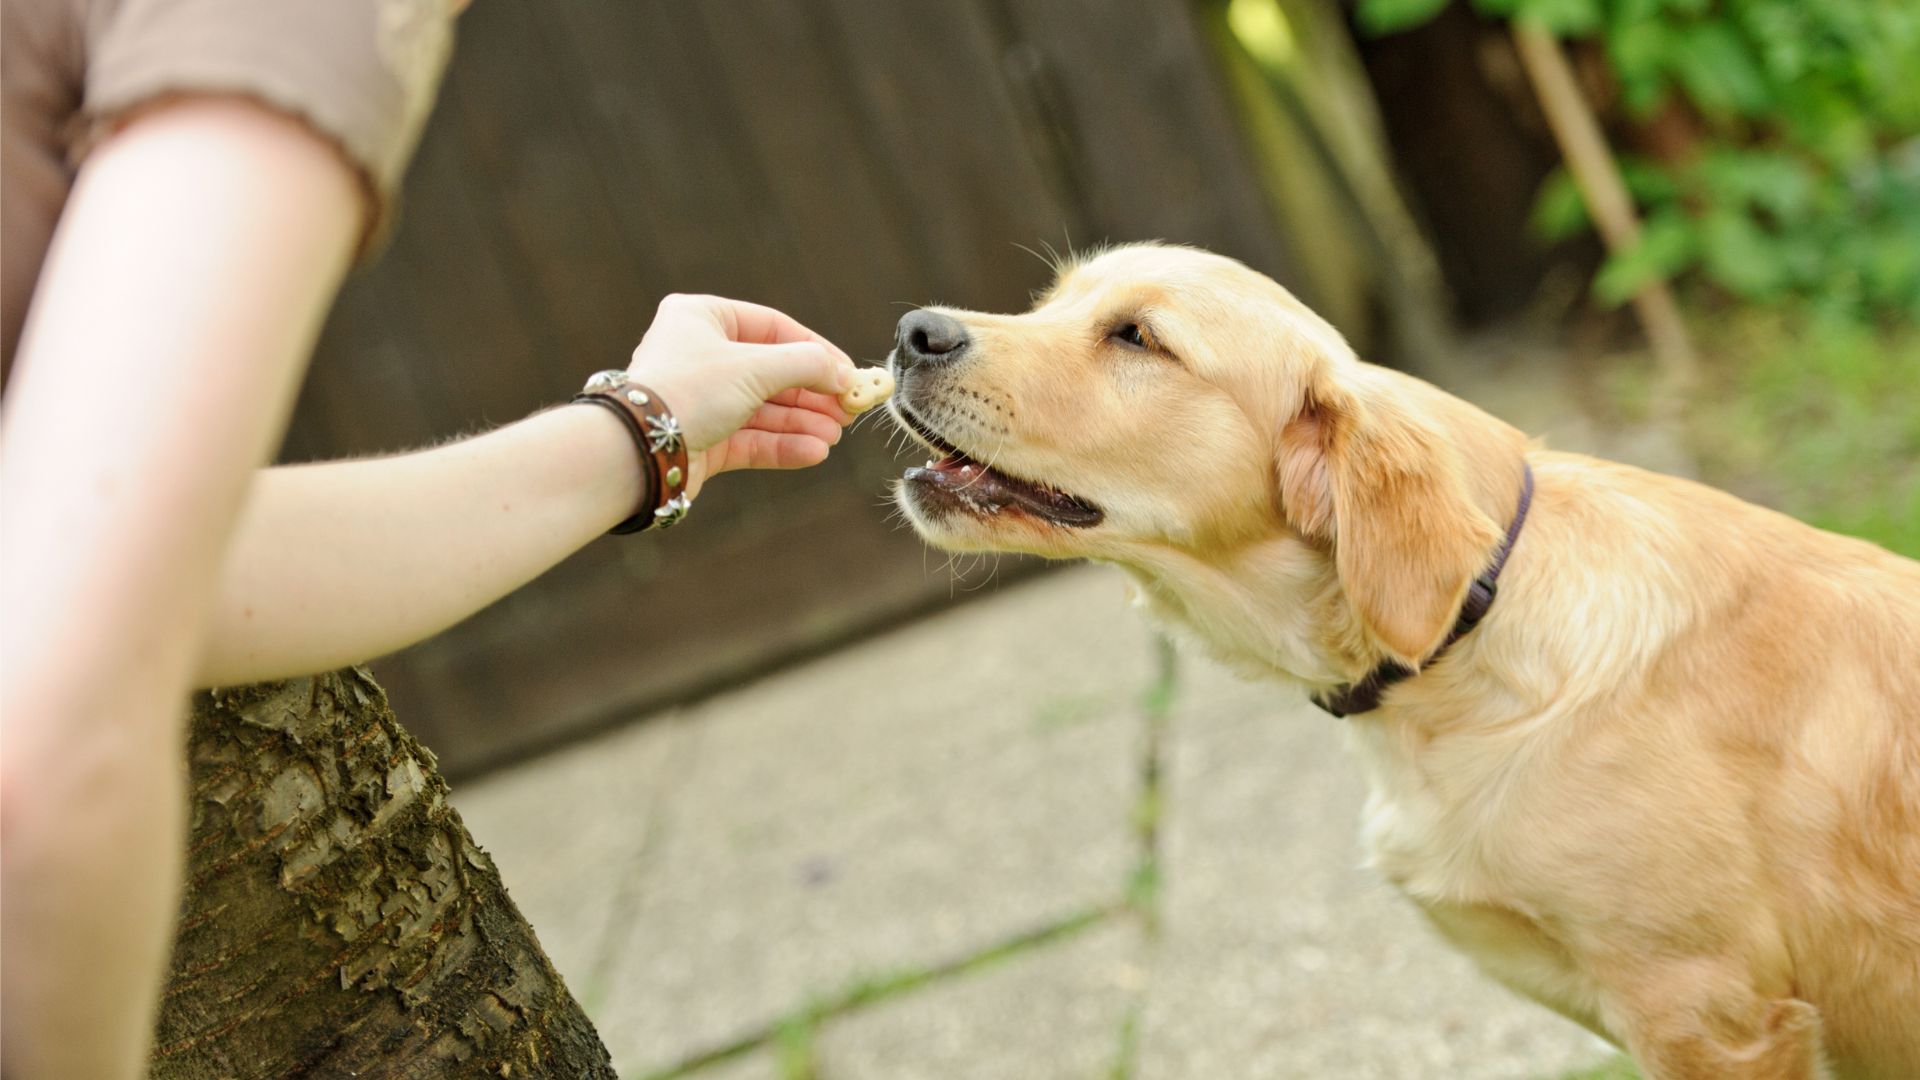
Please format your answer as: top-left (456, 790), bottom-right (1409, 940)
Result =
top-left (891, 243), bottom-right (1920, 1080)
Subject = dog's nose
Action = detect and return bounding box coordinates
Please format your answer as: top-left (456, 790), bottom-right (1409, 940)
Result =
top-left (895, 309), bottom-right (971, 369)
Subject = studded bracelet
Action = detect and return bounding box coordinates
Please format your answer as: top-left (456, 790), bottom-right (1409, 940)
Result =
top-left (574, 370), bottom-right (692, 533)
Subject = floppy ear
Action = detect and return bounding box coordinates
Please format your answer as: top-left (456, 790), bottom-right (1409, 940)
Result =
top-left (1278, 371), bottom-right (1512, 666)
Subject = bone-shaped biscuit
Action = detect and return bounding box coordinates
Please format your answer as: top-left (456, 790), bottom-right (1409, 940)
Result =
top-left (840, 367), bottom-right (895, 415)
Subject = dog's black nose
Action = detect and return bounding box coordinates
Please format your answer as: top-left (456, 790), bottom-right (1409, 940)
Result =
top-left (895, 309), bottom-right (971, 369)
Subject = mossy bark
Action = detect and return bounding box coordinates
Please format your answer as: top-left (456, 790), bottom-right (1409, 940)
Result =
top-left (150, 669), bottom-right (615, 1078)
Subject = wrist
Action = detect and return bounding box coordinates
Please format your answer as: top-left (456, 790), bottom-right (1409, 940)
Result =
top-left (575, 371), bottom-right (692, 532)
top-left (542, 403), bottom-right (645, 533)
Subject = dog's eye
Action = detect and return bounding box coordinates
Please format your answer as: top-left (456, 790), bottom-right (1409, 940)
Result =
top-left (1112, 322), bottom-right (1148, 349)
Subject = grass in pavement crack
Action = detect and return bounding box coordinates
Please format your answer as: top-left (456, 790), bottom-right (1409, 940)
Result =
top-left (1113, 633), bottom-right (1179, 1079)
top-left (1128, 634), bottom-right (1178, 932)
top-left (1107, 1003), bottom-right (1143, 1080)
top-left (641, 905), bottom-right (1117, 1080)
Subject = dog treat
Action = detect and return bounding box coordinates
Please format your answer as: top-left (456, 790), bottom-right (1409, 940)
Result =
top-left (840, 366), bottom-right (895, 415)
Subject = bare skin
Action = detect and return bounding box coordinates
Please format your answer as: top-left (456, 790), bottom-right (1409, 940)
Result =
top-left (0, 96), bottom-right (856, 1079)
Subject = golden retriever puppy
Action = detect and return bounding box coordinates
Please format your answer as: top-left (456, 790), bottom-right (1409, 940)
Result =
top-left (886, 243), bottom-right (1920, 1079)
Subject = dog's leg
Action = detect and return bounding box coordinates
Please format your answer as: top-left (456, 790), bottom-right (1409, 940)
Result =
top-left (1596, 963), bottom-right (1832, 1080)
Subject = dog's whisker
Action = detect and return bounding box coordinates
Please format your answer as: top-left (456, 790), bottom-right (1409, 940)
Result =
top-left (1013, 241), bottom-right (1057, 275)
top-left (1037, 236), bottom-right (1062, 275)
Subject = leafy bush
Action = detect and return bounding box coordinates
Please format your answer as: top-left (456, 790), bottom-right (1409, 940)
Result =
top-left (1359, 0), bottom-right (1920, 322)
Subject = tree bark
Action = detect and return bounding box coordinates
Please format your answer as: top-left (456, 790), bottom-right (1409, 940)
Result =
top-left (150, 668), bottom-right (615, 1078)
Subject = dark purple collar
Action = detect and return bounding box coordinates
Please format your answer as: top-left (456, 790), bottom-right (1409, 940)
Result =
top-left (1312, 462), bottom-right (1535, 719)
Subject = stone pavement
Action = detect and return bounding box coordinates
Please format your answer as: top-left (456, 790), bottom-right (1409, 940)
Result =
top-left (451, 349), bottom-right (1660, 1078)
top-left (454, 566), bottom-right (1619, 1079)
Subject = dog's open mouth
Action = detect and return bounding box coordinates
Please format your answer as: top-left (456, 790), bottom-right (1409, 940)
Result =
top-left (894, 403), bottom-right (1103, 529)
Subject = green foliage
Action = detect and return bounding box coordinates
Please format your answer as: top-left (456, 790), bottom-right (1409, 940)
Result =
top-left (1355, 0), bottom-right (1452, 34)
top-left (1356, 0), bottom-right (1920, 321)
top-left (1593, 205), bottom-right (1695, 303)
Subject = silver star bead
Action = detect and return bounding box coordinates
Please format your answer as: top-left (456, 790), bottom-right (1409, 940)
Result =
top-left (584, 369), bottom-right (626, 393)
top-left (645, 413), bottom-right (684, 454)
top-left (653, 494), bottom-right (692, 529)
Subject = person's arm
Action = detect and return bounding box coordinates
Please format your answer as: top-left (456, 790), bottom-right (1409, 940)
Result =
top-left (200, 343), bottom-right (855, 686)
top-left (0, 98), bottom-right (362, 1079)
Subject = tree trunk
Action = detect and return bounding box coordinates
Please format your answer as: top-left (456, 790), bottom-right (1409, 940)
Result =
top-left (150, 669), bottom-right (615, 1078)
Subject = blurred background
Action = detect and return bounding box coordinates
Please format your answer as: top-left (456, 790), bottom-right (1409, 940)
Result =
top-left (286, 0), bottom-right (1915, 1074)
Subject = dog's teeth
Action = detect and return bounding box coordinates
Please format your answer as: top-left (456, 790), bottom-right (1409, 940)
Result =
top-left (925, 459), bottom-right (935, 468)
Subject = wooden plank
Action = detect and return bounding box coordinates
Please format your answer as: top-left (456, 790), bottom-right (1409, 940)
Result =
top-left (681, 0), bottom-right (930, 346)
top-left (814, 0), bottom-right (1076, 311)
top-left (988, 0), bottom-right (1299, 282)
top-left (546, 1), bottom-right (827, 314)
top-left (439, 0), bottom-right (657, 408)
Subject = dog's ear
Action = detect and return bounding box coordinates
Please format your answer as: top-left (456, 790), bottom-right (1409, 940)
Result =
top-left (1279, 368), bottom-right (1519, 666)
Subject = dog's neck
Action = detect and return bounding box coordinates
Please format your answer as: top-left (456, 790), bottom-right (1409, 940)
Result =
top-left (1111, 535), bottom-right (1373, 693)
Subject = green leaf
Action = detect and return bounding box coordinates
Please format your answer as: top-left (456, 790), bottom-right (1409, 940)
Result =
top-left (1594, 211), bottom-right (1697, 305)
top-left (1669, 22), bottom-right (1772, 116)
top-left (1530, 168), bottom-right (1591, 241)
top-left (1355, 0), bottom-right (1452, 35)
top-left (1604, 16), bottom-right (1672, 115)
top-left (1617, 155), bottom-right (1682, 204)
top-left (1512, 0), bottom-right (1600, 36)
top-left (1699, 208), bottom-right (1787, 299)
top-left (1530, 158), bottom-right (1684, 244)
top-left (1692, 149), bottom-right (1815, 220)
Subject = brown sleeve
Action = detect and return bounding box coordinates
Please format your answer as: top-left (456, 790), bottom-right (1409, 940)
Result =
top-left (78, 0), bottom-right (458, 253)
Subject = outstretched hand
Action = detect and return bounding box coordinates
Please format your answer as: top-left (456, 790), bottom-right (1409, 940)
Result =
top-left (624, 294), bottom-right (860, 497)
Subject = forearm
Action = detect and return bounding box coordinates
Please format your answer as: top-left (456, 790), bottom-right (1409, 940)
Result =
top-left (199, 403), bottom-right (641, 686)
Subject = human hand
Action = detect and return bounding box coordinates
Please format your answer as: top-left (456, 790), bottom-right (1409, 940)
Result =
top-left (624, 294), bottom-right (858, 497)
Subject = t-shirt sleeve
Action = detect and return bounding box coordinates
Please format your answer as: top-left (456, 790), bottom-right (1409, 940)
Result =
top-left (79, 0), bottom-right (457, 253)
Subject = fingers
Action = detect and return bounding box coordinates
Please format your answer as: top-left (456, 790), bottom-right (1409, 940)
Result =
top-left (746, 340), bottom-right (853, 400)
top-left (711, 429), bottom-right (834, 474)
top-left (766, 386), bottom-right (855, 426)
top-left (651, 293), bottom-right (859, 403)
top-left (744, 401), bottom-right (844, 445)
top-left (669, 294), bottom-right (849, 358)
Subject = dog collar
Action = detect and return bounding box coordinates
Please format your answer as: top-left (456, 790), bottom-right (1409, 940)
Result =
top-left (1312, 462), bottom-right (1535, 719)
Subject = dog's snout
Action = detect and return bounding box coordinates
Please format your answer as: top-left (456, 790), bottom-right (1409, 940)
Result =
top-left (895, 310), bottom-right (971, 370)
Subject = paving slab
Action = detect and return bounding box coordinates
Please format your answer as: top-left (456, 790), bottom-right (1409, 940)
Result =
top-left (592, 567), bottom-right (1154, 1076)
top-left (1136, 652), bottom-right (1616, 1080)
top-left (451, 713), bottom-right (686, 1007)
top-left (818, 918), bottom-right (1144, 1080)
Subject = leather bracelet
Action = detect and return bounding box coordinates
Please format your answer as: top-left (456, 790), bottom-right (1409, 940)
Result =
top-left (573, 370), bottom-right (692, 533)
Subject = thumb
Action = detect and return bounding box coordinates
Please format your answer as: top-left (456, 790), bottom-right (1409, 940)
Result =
top-left (741, 340), bottom-right (853, 400)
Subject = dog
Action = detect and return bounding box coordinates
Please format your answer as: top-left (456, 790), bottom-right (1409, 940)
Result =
top-left (885, 243), bottom-right (1920, 1079)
